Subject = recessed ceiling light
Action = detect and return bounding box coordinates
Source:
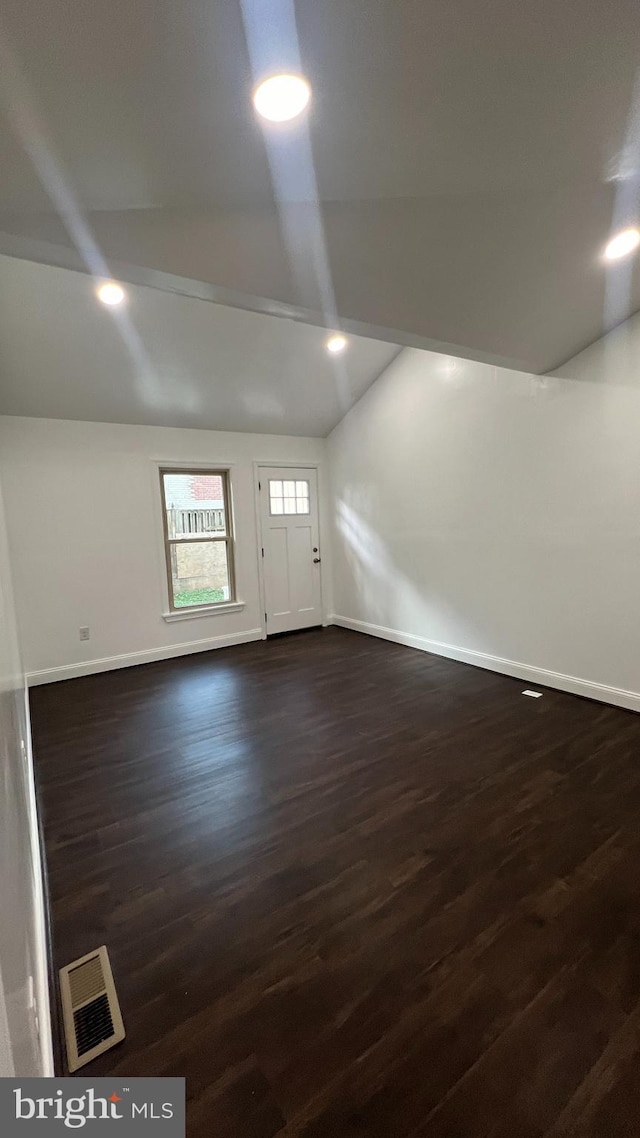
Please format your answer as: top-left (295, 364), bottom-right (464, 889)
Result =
top-left (252, 74), bottom-right (311, 123)
top-left (325, 333), bottom-right (347, 354)
top-left (603, 227), bottom-right (640, 261)
top-left (95, 280), bottom-right (126, 307)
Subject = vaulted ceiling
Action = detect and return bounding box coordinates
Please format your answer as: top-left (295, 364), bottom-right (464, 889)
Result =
top-left (1, 0), bottom-right (640, 376)
top-left (0, 255), bottom-right (399, 435)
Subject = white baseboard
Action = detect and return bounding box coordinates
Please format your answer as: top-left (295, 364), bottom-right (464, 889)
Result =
top-left (329, 614), bottom-right (640, 714)
top-left (26, 628), bottom-right (263, 686)
top-left (22, 686), bottom-right (55, 1075)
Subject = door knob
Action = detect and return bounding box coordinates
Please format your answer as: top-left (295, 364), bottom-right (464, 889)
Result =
top-left (313, 557), bottom-right (321, 563)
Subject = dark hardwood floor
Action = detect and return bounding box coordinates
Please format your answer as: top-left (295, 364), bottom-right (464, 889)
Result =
top-left (30, 626), bottom-right (640, 1137)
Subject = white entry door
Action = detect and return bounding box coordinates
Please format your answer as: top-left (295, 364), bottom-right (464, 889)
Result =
top-left (259, 467), bottom-right (323, 634)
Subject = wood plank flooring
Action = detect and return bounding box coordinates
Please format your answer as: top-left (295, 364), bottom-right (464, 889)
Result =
top-left (30, 626), bottom-right (640, 1136)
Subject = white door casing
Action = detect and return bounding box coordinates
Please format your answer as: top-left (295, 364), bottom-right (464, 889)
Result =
top-left (258, 466), bottom-right (322, 634)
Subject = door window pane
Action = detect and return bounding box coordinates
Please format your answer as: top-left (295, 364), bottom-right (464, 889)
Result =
top-left (295, 480), bottom-right (310, 513)
top-left (169, 541), bottom-right (231, 607)
top-left (269, 478), bottom-right (310, 516)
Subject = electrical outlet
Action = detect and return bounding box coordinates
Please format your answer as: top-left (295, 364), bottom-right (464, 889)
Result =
top-left (79, 626), bottom-right (90, 641)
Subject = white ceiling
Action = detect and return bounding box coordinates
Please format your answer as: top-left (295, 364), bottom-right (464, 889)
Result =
top-left (1, 1), bottom-right (640, 371)
top-left (0, 255), bottom-right (400, 436)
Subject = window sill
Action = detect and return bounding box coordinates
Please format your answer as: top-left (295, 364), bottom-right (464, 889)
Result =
top-left (162, 601), bottom-right (245, 623)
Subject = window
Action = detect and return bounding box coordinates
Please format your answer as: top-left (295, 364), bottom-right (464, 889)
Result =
top-left (269, 479), bottom-right (310, 515)
top-left (160, 469), bottom-right (235, 610)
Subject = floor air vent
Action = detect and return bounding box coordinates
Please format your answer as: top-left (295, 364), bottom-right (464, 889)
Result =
top-left (59, 946), bottom-right (125, 1071)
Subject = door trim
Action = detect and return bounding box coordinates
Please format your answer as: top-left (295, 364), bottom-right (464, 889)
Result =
top-left (253, 461), bottom-right (326, 639)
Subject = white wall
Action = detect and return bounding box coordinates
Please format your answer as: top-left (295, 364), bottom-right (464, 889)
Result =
top-left (549, 307), bottom-right (640, 387)
top-left (3, 311), bottom-right (640, 713)
top-left (328, 338), bottom-right (640, 711)
top-left (0, 473), bottom-right (53, 1074)
top-left (0, 417), bottom-right (329, 682)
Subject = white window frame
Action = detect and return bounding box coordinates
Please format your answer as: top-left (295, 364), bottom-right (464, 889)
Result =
top-left (155, 462), bottom-right (245, 621)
